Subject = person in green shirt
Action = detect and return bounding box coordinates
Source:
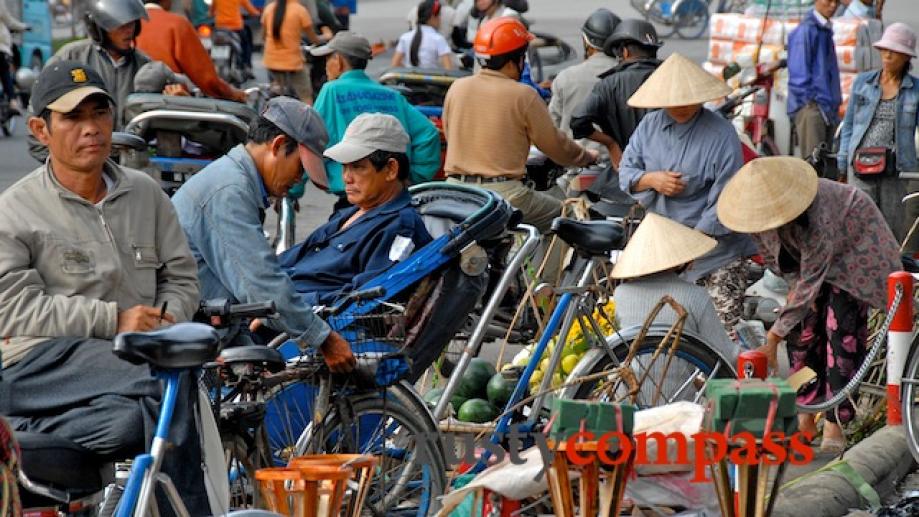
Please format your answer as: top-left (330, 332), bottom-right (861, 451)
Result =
top-left (309, 31), bottom-right (441, 210)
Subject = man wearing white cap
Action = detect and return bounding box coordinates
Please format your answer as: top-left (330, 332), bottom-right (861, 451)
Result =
top-left (279, 113), bottom-right (433, 304)
top-left (619, 53), bottom-right (755, 335)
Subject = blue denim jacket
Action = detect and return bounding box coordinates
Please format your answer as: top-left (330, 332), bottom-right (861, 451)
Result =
top-left (172, 145), bottom-right (332, 348)
top-left (838, 71), bottom-right (919, 172)
top-left (278, 190), bottom-right (432, 305)
top-left (786, 11), bottom-right (842, 122)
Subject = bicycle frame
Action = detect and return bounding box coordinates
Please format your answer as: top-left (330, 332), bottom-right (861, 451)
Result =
top-left (469, 252), bottom-right (611, 473)
top-left (432, 224), bottom-right (541, 422)
top-left (116, 370), bottom-right (190, 517)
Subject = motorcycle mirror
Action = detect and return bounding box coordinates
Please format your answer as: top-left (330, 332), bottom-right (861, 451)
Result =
top-left (722, 62), bottom-right (741, 81)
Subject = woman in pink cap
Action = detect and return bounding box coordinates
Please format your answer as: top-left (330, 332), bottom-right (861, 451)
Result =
top-left (838, 22), bottom-right (919, 250)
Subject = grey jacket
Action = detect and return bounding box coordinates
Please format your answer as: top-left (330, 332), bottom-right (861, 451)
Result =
top-left (0, 161), bottom-right (200, 367)
top-left (613, 272), bottom-right (737, 363)
top-left (47, 39), bottom-right (152, 128)
top-left (549, 53), bottom-right (617, 138)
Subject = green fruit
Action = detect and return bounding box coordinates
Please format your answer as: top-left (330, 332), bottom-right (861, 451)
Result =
top-left (568, 338), bottom-right (590, 355)
top-left (457, 398), bottom-right (499, 423)
top-left (423, 387), bottom-right (465, 413)
top-left (486, 373), bottom-right (514, 409)
top-left (423, 388), bottom-right (444, 406)
top-left (457, 358), bottom-right (497, 400)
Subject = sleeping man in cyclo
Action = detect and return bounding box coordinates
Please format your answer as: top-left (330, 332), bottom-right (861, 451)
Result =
top-left (0, 62), bottom-right (211, 513)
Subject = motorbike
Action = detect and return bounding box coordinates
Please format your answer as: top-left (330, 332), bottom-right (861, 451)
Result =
top-left (716, 58), bottom-right (787, 157)
top-left (212, 28), bottom-right (246, 87)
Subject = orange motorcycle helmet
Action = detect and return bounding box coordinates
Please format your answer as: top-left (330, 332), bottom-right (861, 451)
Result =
top-left (473, 17), bottom-right (534, 59)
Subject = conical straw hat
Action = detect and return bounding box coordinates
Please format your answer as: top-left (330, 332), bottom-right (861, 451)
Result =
top-left (717, 157), bottom-right (819, 233)
top-left (628, 53), bottom-right (732, 108)
top-left (611, 213), bottom-right (718, 279)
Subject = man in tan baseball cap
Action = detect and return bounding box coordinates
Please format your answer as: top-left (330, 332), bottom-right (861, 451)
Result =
top-left (278, 113), bottom-right (433, 305)
top-left (617, 53), bottom-right (755, 336)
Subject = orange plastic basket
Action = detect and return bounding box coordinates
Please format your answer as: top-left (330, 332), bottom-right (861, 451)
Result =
top-left (288, 455), bottom-right (378, 517)
top-left (255, 465), bottom-right (352, 517)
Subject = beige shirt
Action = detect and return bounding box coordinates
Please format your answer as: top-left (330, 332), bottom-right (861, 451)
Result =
top-left (0, 162), bottom-right (200, 366)
top-left (443, 69), bottom-right (590, 179)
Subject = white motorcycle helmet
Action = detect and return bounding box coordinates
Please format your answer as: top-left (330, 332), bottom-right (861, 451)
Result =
top-left (15, 68), bottom-right (37, 92)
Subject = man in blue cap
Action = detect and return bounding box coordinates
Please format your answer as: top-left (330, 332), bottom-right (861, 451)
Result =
top-left (172, 96), bottom-right (356, 372)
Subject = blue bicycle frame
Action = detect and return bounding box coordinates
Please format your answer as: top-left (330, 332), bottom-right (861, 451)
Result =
top-left (115, 370), bottom-right (185, 517)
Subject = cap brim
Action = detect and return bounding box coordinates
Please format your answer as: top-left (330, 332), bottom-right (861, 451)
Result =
top-left (46, 86), bottom-right (113, 113)
top-left (300, 145), bottom-right (329, 190)
top-left (309, 45), bottom-right (335, 57)
top-left (324, 140), bottom-right (375, 164)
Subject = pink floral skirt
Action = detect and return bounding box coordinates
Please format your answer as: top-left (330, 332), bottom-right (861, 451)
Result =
top-left (785, 284), bottom-right (869, 424)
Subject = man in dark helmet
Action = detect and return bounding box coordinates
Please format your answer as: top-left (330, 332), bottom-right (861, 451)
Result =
top-left (549, 8), bottom-right (619, 149)
top-left (46, 0), bottom-right (152, 127)
top-left (569, 18), bottom-right (663, 169)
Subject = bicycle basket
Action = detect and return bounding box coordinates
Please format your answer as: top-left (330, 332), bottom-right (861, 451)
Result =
top-left (328, 305), bottom-right (412, 388)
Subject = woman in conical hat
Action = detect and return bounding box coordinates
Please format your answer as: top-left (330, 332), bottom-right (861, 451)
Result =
top-left (617, 52), bottom-right (756, 336)
top-left (717, 156), bottom-right (900, 453)
top-left (612, 213), bottom-right (736, 361)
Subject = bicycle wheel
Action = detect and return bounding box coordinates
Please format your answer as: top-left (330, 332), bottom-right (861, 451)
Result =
top-left (901, 345), bottom-right (919, 464)
top-left (306, 392), bottom-right (446, 517)
top-left (570, 334), bottom-right (736, 406)
top-left (675, 0), bottom-right (711, 39)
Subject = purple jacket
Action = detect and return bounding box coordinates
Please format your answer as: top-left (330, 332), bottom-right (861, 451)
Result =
top-left (787, 11), bottom-right (842, 122)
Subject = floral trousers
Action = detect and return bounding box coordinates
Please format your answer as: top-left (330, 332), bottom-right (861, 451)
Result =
top-left (698, 258), bottom-right (748, 335)
top-left (785, 284), bottom-right (869, 424)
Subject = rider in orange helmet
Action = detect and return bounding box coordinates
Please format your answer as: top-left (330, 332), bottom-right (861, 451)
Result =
top-left (442, 17), bottom-right (598, 284)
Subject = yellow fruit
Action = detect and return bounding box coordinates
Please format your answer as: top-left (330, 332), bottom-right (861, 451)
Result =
top-left (530, 369), bottom-right (544, 385)
top-left (561, 354), bottom-right (580, 375)
top-left (551, 373), bottom-right (564, 389)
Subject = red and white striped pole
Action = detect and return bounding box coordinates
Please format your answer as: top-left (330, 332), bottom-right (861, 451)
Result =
top-left (887, 272), bottom-right (914, 426)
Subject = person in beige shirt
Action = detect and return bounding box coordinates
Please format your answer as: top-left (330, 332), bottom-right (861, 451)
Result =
top-left (443, 17), bottom-right (596, 283)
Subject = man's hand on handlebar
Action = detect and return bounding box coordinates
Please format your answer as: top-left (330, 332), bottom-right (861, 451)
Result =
top-left (118, 305), bottom-right (175, 333)
top-left (320, 331), bottom-right (356, 373)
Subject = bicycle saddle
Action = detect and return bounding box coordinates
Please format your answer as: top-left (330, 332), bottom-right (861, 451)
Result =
top-left (550, 217), bottom-right (625, 256)
top-left (17, 432), bottom-right (105, 499)
top-left (219, 346), bottom-right (286, 372)
top-left (114, 322), bottom-right (220, 369)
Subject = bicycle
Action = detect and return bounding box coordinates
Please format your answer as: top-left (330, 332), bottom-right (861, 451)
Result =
top-left (212, 288), bottom-right (447, 517)
top-left (15, 299), bottom-right (279, 516)
top-left (436, 216), bottom-right (738, 474)
top-left (630, 0), bottom-right (712, 39)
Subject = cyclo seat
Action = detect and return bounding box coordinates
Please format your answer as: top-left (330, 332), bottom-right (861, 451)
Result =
top-left (113, 322), bottom-right (220, 369)
top-left (16, 432), bottom-right (105, 496)
top-left (219, 346), bottom-right (286, 372)
top-left (551, 217), bottom-right (625, 256)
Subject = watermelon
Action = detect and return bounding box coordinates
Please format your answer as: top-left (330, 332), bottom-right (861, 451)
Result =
top-left (423, 387), bottom-right (466, 414)
top-left (486, 373), bottom-right (514, 409)
top-left (457, 358), bottom-right (497, 400)
top-left (457, 398), bottom-right (498, 423)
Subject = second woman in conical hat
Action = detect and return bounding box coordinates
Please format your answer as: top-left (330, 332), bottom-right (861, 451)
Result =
top-left (612, 213), bottom-right (737, 361)
top-left (617, 52), bottom-right (756, 336)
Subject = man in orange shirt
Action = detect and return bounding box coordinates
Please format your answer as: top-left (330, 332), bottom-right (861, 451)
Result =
top-left (138, 0), bottom-right (247, 101)
top-left (212, 0), bottom-right (260, 74)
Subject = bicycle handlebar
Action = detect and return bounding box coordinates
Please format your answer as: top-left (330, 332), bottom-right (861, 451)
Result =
top-left (197, 299), bottom-right (277, 323)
